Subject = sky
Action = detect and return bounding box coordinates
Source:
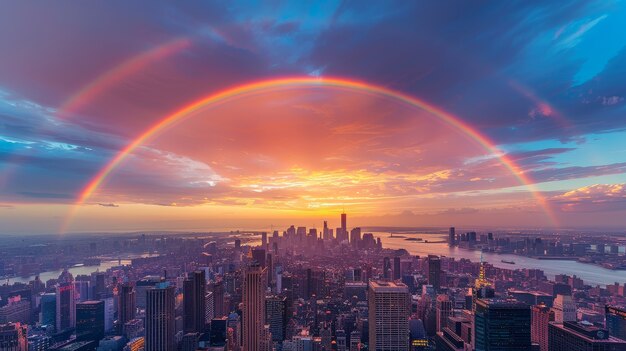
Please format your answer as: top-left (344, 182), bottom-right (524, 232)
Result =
top-left (0, 1), bottom-right (625, 234)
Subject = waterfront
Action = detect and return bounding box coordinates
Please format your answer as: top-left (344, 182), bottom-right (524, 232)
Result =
top-left (5, 253), bottom-right (160, 285)
top-left (378, 232), bottom-right (626, 286)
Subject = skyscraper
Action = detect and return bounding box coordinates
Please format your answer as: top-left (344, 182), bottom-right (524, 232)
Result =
top-left (606, 306), bottom-right (626, 341)
top-left (341, 212), bottom-right (347, 240)
top-left (350, 227), bottom-right (361, 247)
top-left (448, 227), bottom-right (456, 246)
top-left (243, 263), bottom-right (267, 351)
top-left (265, 296), bottom-right (287, 342)
top-left (474, 298), bottom-right (531, 351)
top-left (145, 282), bottom-right (176, 351)
top-left (531, 304), bottom-right (554, 351)
top-left (393, 256), bottom-right (401, 280)
top-left (436, 295), bottom-right (453, 333)
top-left (76, 300), bottom-right (105, 342)
top-left (368, 281), bottom-right (410, 351)
top-left (40, 293), bottom-right (56, 329)
top-left (428, 256), bottom-right (441, 291)
top-left (56, 282), bottom-right (76, 332)
top-left (553, 294), bottom-right (576, 323)
top-left (211, 281), bottom-right (226, 317)
top-left (383, 257), bottom-right (392, 280)
top-left (118, 283), bottom-right (136, 333)
top-left (183, 270), bottom-right (206, 333)
top-left (251, 249), bottom-right (266, 268)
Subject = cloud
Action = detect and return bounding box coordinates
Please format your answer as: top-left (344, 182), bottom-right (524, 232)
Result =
top-left (97, 203), bottom-right (119, 207)
top-left (553, 183), bottom-right (626, 212)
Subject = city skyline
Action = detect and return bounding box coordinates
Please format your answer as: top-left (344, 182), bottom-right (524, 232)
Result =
top-left (1, 2), bottom-right (626, 234)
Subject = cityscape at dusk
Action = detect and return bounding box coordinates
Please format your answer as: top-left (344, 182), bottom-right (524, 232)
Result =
top-left (0, 1), bottom-right (626, 351)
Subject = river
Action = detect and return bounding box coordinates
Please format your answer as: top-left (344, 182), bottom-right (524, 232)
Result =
top-left (377, 232), bottom-right (626, 287)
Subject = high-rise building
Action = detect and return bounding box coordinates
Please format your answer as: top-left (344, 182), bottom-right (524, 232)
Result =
top-left (118, 283), bottom-right (136, 332)
top-left (260, 324), bottom-right (272, 351)
top-left (211, 281), bottom-right (226, 317)
top-left (323, 221), bottom-right (333, 241)
top-left (56, 282), bottom-right (76, 332)
top-left (448, 227), bottom-right (456, 246)
top-left (428, 256), bottom-right (441, 291)
top-left (183, 270), bottom-right (206, 333)
top-left (393, 256), bottom-right (401, 280)
top-left (0, 323), bottom-right (27, 351)
top-left (350, 227), bottom-right (361, 247)
top-left (383, 257), bottom-right (392, 280)
top-left (606, 306), bottom-right (626, 341)
top-left (145, 282), bottom-right (176, 351)
top-left (252, 249), bottom-right (266, 268)
top-left (531, 304), bottom-right (554, 351)
top-left (135, 277), bottom-right (159, 310)
top-left (336, 330), bottom-right (347, 351)
top-left (76, 300), bottom-right (105, 342)
top-left (74, 280), bottom-right (90, 302)
top-left (474, 298), bottom-right (531, 351)
top-left (39, 293), bottom-right (56, 329)
top-left (243, 263), bottom-right (267, 351)
top-left (553, 295), bottom-right (576, 323)
top-left (265, 296), bottom-right (287, 342)
top-left (205, 291), bottom-right (214, 323)
top-left (103, 296), bottom-right (115, 332)
top-left (549, 321), bottom-right (626, 351)
top-left (368, 281), bottom-right (410, 351)
top-left (350, 330), bottom-right (361, 351)
top-left (341, 213), bottom-right (347, 240)
top-left (436, 295), bottom-right (453, 333)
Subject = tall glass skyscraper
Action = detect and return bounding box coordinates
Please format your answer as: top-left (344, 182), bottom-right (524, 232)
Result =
top-left (474, 298), bottom-right (531, 351)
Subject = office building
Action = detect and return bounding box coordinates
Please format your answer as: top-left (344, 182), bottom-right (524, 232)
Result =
top-left (266, 296), bottom-right (287, 342)
top-left (531, 304), bottom-right (554, 351)
top-left (0, 323), bottom-right (27, 351)
top-left (40, 293), bottom-right (56, 329)
top-left (56, 282), bottom-right (76, 332)
top-left (553, 294), bottom-right (576, 323)
top-left (243, 263), bottom-right (267, 351)
top-left (350, 227), bottom-right (361, 247)
top-left (428, 256), bottom-right (441, 291)
top-left (436, 295), bottom-right (453, 333)
top-left (393, 256), bottom-right (401, 280)
top-left (383, 257), bottom-right (392, 280)
top-left (118, 283), bottom-right (136, 332)
top-left (474, 298), bottom-right (531, 351)
top-left (341, 213), bottom-right (347, 241)
top-left (183, 270), bottom-right (206, 333)
top-left (606, 306), bottom-right (626, 341)
top-left (252, 249), bottom-right (266, 268)
top-left (145, 282), bottom-right (176, 351)
top-left (549, 321), bottom-right (626, 351)
top-left (76, 300), bottom-right (105, 342)
top-left (350, 330), bottom-right (361, 351)
top-left (448, 227), bottom-right (456, 246)
top-left (368, 281), bottom-right (410, 351)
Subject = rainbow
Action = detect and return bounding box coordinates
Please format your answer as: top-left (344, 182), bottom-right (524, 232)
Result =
top-left (62, 76), bottom-right (558, 232)
top-left (57, 37), bottom-right (191, 119)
